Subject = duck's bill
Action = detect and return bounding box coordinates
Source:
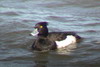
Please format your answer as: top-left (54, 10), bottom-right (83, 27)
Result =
top-left (30, 28), bottom-right (39, 36)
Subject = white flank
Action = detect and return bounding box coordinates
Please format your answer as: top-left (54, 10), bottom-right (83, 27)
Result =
top-left (55, 35), bottom-right (76, 48)
top-left (30, 29), bottom-right (39, 36)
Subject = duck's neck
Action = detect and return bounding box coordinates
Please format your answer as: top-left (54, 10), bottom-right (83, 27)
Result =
top-left (38, 27), bottom-right (48, 37)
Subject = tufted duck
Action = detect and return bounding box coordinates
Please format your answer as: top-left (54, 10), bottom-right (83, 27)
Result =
top-left (30, 22), bottom-right (82, 51)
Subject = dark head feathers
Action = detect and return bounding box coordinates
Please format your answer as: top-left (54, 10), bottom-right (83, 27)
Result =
top-left (37, 22), bottom-right (48, 27)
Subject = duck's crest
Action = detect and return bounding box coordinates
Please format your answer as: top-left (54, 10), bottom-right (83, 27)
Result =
top-left (38, 22), bottom-right (48, 26)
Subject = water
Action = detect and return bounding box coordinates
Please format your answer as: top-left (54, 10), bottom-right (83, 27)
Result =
top-left (0, 0), bottom-right (100, 67)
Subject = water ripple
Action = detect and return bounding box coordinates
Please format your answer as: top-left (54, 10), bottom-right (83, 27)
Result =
top-left (0, 0), bottom-right (100, 67)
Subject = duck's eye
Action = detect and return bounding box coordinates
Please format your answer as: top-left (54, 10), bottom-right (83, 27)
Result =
top-left (40, 26), bottom-right (43, 28)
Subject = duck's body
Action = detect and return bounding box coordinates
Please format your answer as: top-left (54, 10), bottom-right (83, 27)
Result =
top-left (47, 32), bottom-right (81, 48)
top-left (31, 22), bottom-right (82, 51)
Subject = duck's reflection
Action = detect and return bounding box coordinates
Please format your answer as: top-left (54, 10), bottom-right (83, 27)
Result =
top-left (33, 43), bottom-right (77, 67)
top-left (33, 52), bottom-right (49, 67)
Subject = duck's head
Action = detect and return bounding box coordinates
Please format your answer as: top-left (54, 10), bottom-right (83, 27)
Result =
top-left (30, 22), bottom-right (48, 37)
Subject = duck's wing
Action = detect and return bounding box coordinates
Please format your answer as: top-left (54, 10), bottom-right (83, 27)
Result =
top-left (47, 32), bottom-right (82, 48)
top-left (48, 32), bottom-right (82, 42)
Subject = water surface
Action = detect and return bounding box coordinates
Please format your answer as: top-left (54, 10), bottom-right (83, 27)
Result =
top-left (0, 0), bottom-right (100, 67)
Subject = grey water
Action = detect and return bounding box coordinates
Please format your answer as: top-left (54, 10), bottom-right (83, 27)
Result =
top-left (0, 0), bottom-right (100, 67)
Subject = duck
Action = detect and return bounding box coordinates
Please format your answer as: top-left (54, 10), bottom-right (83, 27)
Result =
top-left (30, 22), bottom-right (82, 51)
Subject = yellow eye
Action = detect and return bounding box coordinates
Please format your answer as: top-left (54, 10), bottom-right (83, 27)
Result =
top-left (40, 26), bottom-right (43, 28)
